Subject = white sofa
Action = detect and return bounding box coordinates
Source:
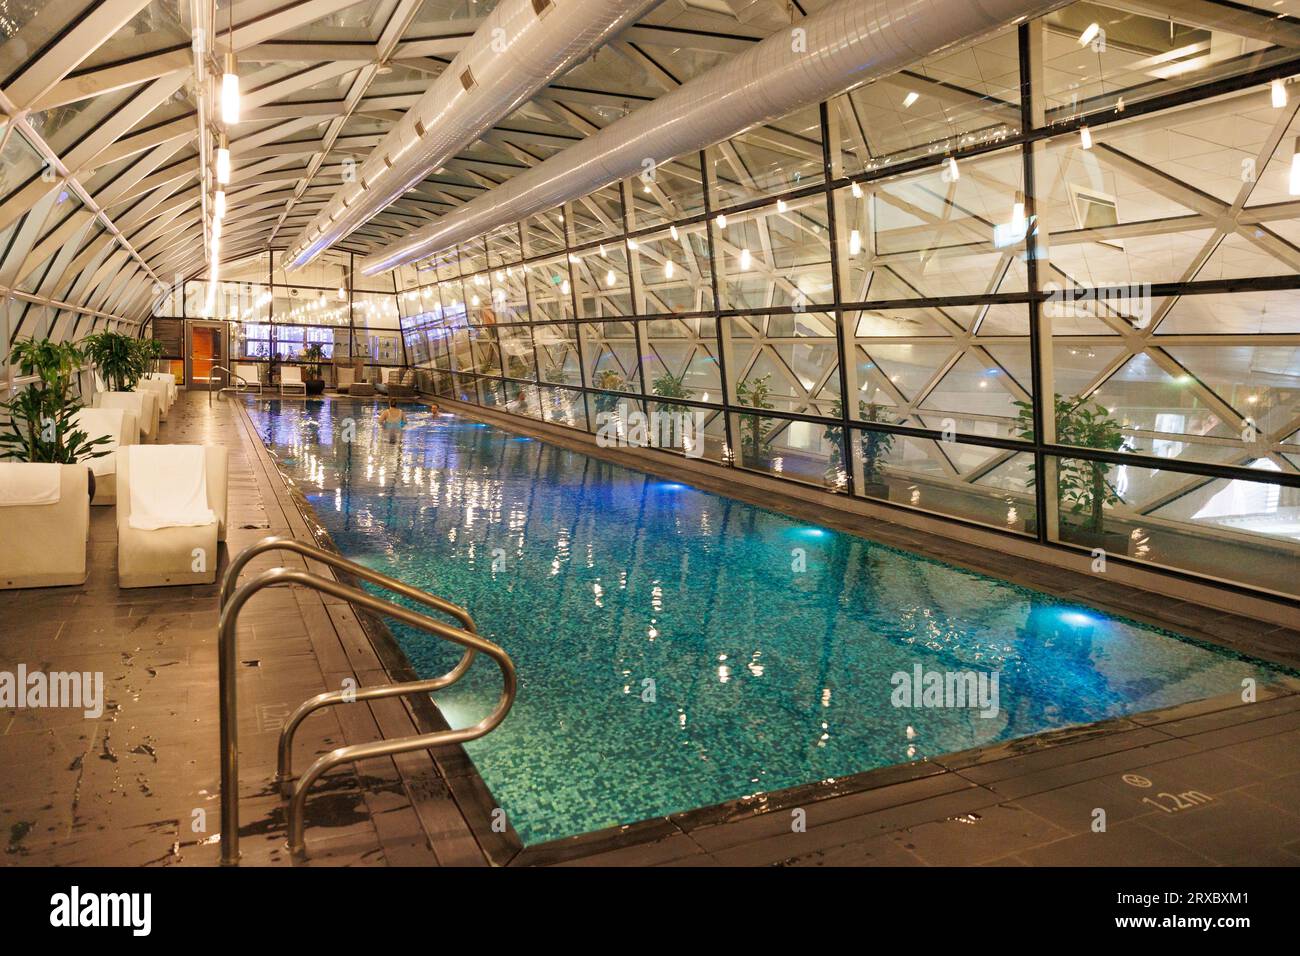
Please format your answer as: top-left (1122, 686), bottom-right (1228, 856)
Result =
top-left (72, 406), bottom-right (138, 506)
top-left (0, 463), bottom-right (90, 589)
top-left (96, 390), bottom-right (159, 442)
top-left (117, 445), bottom-right (228, 588)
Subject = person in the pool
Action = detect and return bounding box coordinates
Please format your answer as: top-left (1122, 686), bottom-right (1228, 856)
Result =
top-left (378, 399), bottom-right (406, 432)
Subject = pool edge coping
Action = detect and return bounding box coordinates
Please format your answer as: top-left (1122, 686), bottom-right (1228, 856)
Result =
top-left (230, 394), bottom-right (527, 866)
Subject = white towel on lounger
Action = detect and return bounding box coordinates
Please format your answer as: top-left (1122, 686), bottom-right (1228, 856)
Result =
top-left (0, 462), bottom-right (62, 506)
top-left (127, 445), bottom-right (215, 530)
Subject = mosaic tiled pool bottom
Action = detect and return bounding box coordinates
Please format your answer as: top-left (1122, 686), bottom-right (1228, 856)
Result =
top-left (246, 398), bottom-right (1287, 846)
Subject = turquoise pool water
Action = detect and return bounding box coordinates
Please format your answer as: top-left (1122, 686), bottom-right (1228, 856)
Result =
top-left (247, 398), bottom-right (1287, 845)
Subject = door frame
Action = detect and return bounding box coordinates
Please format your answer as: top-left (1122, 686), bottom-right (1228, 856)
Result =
top-left (185, 320), bottom-right (228, 390)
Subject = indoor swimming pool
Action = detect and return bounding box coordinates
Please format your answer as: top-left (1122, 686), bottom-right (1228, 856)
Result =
top-left (247, 398), bottom-right (1289, 845)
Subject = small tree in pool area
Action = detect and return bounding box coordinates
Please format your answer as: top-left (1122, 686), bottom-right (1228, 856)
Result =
top-left (301, 342), bottom-right (326, 381)
top-left (1015, 394), bottom-right (1126, 533)
top-left (825, 400), bottom-right (895, 485)
top-left (82, 330), bottom-right (146, 391)
top-left (651, 369), bottom-right (692, 400)
top-left (735, 373), bottom-right (775, 462)
top-left (0, 338), bottom-right (111, 464)
top-left (591, 368), bottom-right (626, 414)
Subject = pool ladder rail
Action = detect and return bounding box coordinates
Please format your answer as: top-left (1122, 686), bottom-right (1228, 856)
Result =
top-left (217, 535), bottom-right (517, 865)
top-left (205, 364), bottom-right (258, 405)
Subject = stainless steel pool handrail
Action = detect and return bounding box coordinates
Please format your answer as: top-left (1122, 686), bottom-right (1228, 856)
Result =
top-left (219, 534), bottom-right (474, 631)
top-left (217, 539), bottom-right (515, 863)
top-left (205, 364), bottom-right (252, 405)
top-left (220, 536), bottom-right (482, 790)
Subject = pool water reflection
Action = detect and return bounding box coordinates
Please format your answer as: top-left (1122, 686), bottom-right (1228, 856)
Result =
top-left (248, 398), bottom-right (1287, 845)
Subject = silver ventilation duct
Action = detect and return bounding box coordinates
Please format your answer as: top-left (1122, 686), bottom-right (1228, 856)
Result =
top-left (282, 0), bottom-right (662, 271)
top-left (361, 0), bottom-right (1066, 276)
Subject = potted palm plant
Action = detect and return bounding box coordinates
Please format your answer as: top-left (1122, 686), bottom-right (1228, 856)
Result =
top-left (82, 330), bottom-right (145, 391)
top-left (735, 373), bottom-right (776, 468)
top-left (300, 343), bottom-right (327, 395)
top-left (591, 368), bottom-right (626, 414)
top-left (135, 337), bottom-right (165, 373)
top-left (1015, 394), bottom-right (1129, 553)
top-left (651, 370), bottom-right (692, 400)
top-left (825, 399), bottom-right (894, 496)
top-left (0, 338), bottom-right (111, 498)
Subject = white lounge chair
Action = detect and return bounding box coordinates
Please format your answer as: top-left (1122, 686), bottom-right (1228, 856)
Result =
top-left (233, 363), bottom-right (262, 394)
top-left (280, 365), bottom-right (307, 397)
top-left (143, 371), bottom-right (176, 410)
top-left (0, 463), bottom-right (90, 589)
top-left (145, 371), bottom-right (177, 406)
top-left (116, 445), bottom-right (228, 588)
top-left (96, 390), bottom-right (160, 442)
top-left (72, 406), bottom-right (138, 506)
top-left (139, 378), bottom-right (171, 420)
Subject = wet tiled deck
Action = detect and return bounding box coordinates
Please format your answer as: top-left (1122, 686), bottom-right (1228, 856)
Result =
top-left (0, 390), bottom-right (496, 866)
top-left (2, 389), bottom-right (1298, 867)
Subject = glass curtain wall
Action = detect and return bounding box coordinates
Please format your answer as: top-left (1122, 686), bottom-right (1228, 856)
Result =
top-left (154, 250), bottom-right (404, 382)
top-left (399, 7), bottom-right (1299, 598)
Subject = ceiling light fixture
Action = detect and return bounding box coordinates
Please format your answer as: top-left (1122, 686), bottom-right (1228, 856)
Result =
top-left (221, 53), bottom-right (241, 125)
top-left (1079, 22), bottom-right (1100, 47)
top-left (902, 91), bottom-right (919, 108)
top-left (1272, 79), bottom-right (1287, 109)
top-left (1080, 126), bottom-right (1093, 149)
top-left (216, 137), bottom-right (231, 185)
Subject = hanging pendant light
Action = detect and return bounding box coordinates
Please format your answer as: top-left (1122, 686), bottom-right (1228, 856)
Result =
top-left (221, 52), bottom-right (241, 125)
top-left (216, 133), bottom-right (231, 185)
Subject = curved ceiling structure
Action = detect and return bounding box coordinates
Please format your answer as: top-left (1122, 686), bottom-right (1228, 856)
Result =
top-left (2, 0), bottom-right (1299, 330)
top-left (1, 0), bottom-right (835, 329)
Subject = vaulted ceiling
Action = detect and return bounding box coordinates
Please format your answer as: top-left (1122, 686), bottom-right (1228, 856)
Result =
top-left (0, 0), bottom-right (825, 324)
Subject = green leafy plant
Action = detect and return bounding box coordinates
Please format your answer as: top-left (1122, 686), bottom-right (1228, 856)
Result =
top-left (651, 370), bottom-right (693, 400)
top-left (592, 368), bottom-right (626, 414)
top-left (136, 337), bottom-right (164, 371)
top-left (735, 373), bottom-right (775, 462)
top-left (0, 338), bottom-right (111, 464)
top-left (1015, 394), bottom-right (1126, 533)
top-left (300, 342), bottom-right (326, 380)
top-left (82, 330), bottom-right (145, 391)
top-left (825, 399), bottom-right (895, 484)
top-left (505, 353), bottom-right (531, 380)
top-left (542, 362), bottom-right (573, 386)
